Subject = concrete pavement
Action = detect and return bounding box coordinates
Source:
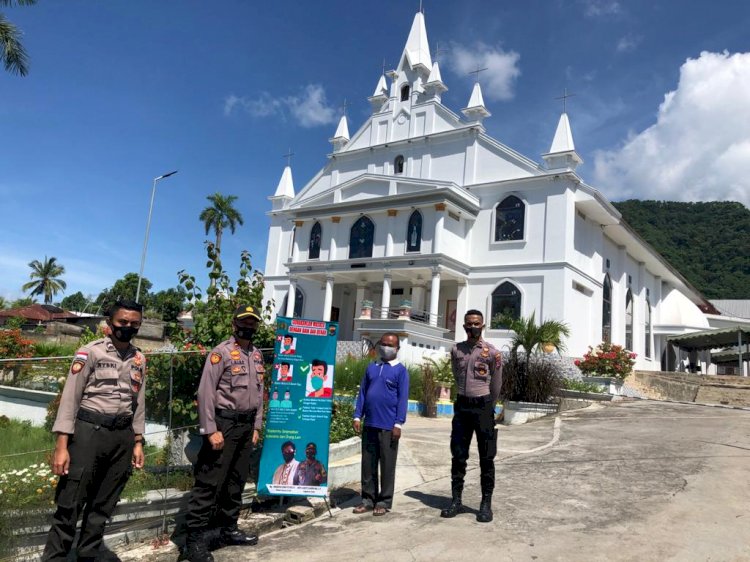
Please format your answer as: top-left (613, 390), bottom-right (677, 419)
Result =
top-left (129, 400), bottom-right (750, 561)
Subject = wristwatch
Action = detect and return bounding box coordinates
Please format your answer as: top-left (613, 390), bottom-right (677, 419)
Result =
top-left (134, 436), bottom-right (146, 447)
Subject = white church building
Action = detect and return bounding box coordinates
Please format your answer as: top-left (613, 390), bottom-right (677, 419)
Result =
top-left (262, 10), bottom-right (739, 372)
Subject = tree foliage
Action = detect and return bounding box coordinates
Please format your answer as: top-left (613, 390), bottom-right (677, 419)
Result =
top-left (198, 192), bottom-right (244, 255)
top-left (59, 291), bottom-right (89, 312)
top-left (96, 273), bottom-right (151, 315)
top-left (0, 0), bottom-right (36, 76)
top-left (21, 256), bottom-right (66, 304)
top-left (613, 200), bottom-right (750, 299)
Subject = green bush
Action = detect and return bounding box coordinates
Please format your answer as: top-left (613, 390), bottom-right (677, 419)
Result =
top-left (501, 354), bottom-right (563, 404)
top-left (561, 378), bottom-right (605, 394)
top-left (329, 400), bottom-right (357, 443)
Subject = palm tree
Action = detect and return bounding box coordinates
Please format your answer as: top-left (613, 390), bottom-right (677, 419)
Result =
top-left (1, 0), bottom-right (36, 76)
top-left (199, 193), bottom-right (244, 255)
top-left (507, 312), bottom-right (570, 370)
top-left (21, 256), bottom-right (67, 304)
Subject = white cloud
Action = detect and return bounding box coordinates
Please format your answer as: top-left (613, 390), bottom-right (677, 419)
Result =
top-left (447, 42), bottom-right (521, 102)
top-left (224, 84), bottom-right (337, 128)
top-left (592, 51), bottom-right (750, 207)
top-left (616, 34), bottom-right (642, 53)
top-left (580, 0), bottom-right (622, 17)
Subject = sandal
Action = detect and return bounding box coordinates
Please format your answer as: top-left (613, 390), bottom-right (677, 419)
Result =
top-left (373, 506), bottom-right (388, 516)
top-left (353, 504), bottom-right (371, 514)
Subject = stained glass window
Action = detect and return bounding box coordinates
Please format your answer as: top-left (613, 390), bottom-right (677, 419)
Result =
top-left (490, 281), bottom-right (521, 329)
top-left (349, 216), bottom-right (374, 259)
top-left (495, 196), bottom-right (524, 241)
top-left (406, 210), bottom-right (422, 252)
top-left (309, 222), bottom-right (322, 260)
top-left (625, 289), bottom-right (633, 351)
top-left (602, 274), bottom-right (612, 343)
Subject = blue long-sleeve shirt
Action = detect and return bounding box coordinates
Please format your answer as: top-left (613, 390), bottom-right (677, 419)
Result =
top-left (353, 360), bottom-right (410, 430)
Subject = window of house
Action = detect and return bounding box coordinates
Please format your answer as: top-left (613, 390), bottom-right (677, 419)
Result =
top-left (400, 84), bottom-right (410, 101)
top-left (349, 216), bottom-right (375, 259)
top-left (308, 222), bottom-right (322, 260)
top-left (406, 210), bottom-right (422, 252)
top-left (490, 281), bottom-right (521, 329)
top-left (602, 274), bottom-right (612, 343)
top-left (394, 155), bottom-right (405, 174)
top-left (280, 288), bottom-right (304, 318)
top-left (645, 298), bottom-right (652, 358)
top-left (494, 196), bottom-right (524, 241)
top-left (625, 289), bottom-right (633, 351)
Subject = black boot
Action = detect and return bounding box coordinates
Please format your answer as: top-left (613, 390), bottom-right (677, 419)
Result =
top-left (476, 493), bottom-right (493, 523)
top-left (185, 533), bottom-right (214, 562)
top-left (220, 526), bottom-right (258, 547)
top-left (440, 482), bottom-right (465, 518)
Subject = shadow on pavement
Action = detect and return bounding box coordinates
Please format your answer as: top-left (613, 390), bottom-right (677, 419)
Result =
top-left (403, 490), bottom-right (480, 516)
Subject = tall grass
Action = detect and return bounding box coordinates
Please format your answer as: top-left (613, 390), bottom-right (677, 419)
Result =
top-left (0, 417), bottom-right (55, 472)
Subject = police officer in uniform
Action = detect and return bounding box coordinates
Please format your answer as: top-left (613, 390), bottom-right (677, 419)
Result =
top-left (43, 299), bottom-right (146, 561)
top-left (183, 305), bottom-right (265, 562)
top-left (441, 309), bottom-right (502, 523)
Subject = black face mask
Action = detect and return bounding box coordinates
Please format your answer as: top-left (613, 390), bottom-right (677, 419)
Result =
top-left (465, 326), bottom-right (482, 339)
top-left (283, 451), bottom-right (295, 463)
top-left (234, 327), bottom-right (256, 341)
top-left (306, 450), bottom-right (316, 460)
top-left (112, 325), bottom-right (138, 343)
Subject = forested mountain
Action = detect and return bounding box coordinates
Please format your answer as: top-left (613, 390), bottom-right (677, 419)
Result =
top-left (612, 200), bottom-right (750, 300)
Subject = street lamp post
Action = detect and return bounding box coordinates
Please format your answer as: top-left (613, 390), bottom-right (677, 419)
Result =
top-left (136, 170), bottom-right (178, 305)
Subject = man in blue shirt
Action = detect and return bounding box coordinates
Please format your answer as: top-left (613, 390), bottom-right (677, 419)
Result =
top-left (352, 332), bottom-right (409, 516)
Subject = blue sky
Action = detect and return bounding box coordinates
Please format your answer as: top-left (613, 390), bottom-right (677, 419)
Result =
top-left (2, 0), bottom-right (749, 302)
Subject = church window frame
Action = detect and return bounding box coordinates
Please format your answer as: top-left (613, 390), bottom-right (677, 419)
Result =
top-left (492, 194), bottom-right (526, 243)
top-left (400, 84), bottom-right (410, 102)
top-left (602, 274), bottom-right (612, 344)
top-left (625, 288), bottom-right (634, 351)
top-left (308, 221), bottom-right (322, 260)
top-left (489, 280), bottom-right (522, 330)
top-left (406, 210), bottom-right (422, 253)
top-left (394, 155), bottom-right (405, 175)
top-left (644, 296), bottom-right (652, 359)
top-left (349, 215), bottom-right (375, 259)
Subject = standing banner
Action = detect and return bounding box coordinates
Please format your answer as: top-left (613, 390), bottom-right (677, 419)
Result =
top-left (257, 316), bottom-right (338, 497)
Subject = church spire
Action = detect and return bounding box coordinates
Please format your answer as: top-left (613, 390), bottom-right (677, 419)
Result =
top-left (368, 73), bottom-right (389, 112)
top-left (330, 114), bottom-right (350, 152)
top-left (543, 112), bottom-right (583, 171)
top-left (273, 163), bottom-right (295, 199)
top-left (401, 11), bottom-right (432, 73)
top-left (462, 82), bottom-right (491, 122)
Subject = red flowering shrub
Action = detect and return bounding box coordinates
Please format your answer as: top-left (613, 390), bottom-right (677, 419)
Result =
top-left (575, 341), bottom-right (636, 380)
top-left (0, 329), bottom-right (35, 360)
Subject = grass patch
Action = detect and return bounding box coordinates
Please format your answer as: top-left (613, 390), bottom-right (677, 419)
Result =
top-left (0, 417), bottom-right (54, 472)
top-left (561, 378), bottom-right (605, 394)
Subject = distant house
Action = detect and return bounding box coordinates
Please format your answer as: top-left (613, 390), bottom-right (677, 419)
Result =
top-left (0, 304), bottom-right (80, 327)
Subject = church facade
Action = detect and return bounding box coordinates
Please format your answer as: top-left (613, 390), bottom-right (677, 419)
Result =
top-left (262, 11), bottom-right (717, 371)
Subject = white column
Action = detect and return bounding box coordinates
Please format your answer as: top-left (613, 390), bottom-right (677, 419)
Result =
top-left (323, 274), bottom-right (334, 322)
top-left (381, 271), bottom-right (392, 319)
top-left (456, 279), bottom-right (468, 335)
top-left (433, 204), bottom-right (445, 254)
top-left (386, 210), bottom-right (397, 256)
top-left (292, 220), bottom-right (303, 262)
top-left (285, 277), bottom-right (297, 317)
top-left (429, 266), bottom-right (441, 326)
top-left (355, 282), bottom-right (367, 318)
top-left (330, 217), bottom-right (340, 261)
top-left (412, 277), bottom-right (426, 313)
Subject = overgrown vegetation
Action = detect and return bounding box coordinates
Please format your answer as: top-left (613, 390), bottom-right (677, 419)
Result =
top-left (613, 200), bottom-right (750, 299)
top-left (560, 378), bottom-right (605, 394)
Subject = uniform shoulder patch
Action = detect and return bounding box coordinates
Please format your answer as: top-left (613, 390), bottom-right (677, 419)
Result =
top-left (70, 359), bottom-right (86, 375)
top-left (210, 352), bottom-right (222, 365)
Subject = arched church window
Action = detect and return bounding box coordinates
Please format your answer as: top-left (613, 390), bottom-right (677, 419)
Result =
top-left (280, 288), bottom-right (304, 318)
top-left (645, 297), bottom-right (652, 358)
top-left (494, 196), bottom-right (524, 241)
top-left (349, 216), bottom-right (374, 259)
top-left (625, 289), bottom-right (633, 351)
top-left (400, 84), bottom-right (410, 101)
top-left (308, 222), bottom-right (322, 260)
top-left (394, 155), bottom-right (405, 174)
top-left (602, 274), bottom-right (612, 343)
top-left (490, 281), bottom-right (521, 329)
top-left (406, 210), bottom-right (422, 252)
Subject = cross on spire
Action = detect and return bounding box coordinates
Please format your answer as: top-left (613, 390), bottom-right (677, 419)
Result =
top-left (555, 88), bottom-right (576, 113)
top-left (432, 40), bottom-right (446, 63)
top-left (419, 0), bottom-right (424, 14)
top-left (381, 58), bottom-right (388, 76)
top-left (340, 98), bottom-right (350, 117)
top-left (282, 148), bottom-right (294, 167)
top-left (469, 64), bottom-right (488, 83)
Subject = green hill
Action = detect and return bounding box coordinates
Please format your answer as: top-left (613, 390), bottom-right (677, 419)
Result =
top-left (612, 200), bottom-right (750, 300)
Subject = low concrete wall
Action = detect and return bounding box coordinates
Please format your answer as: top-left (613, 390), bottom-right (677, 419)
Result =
top-left (632, 371), bottom-right (701, 402)
top-left (633, 371), bottom-right (750, 406)
top-left (0, 384), bottom-right (56, 426)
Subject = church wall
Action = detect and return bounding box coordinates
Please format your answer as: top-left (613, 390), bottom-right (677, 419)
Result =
top-left (429, 139), bottom-right (467, 185)
top-left (440, 212), bottom-right (467, 257)
top-left (473, 142), bottom-right (537, 184)
top-left (572, 207), bottom-right (602, 274)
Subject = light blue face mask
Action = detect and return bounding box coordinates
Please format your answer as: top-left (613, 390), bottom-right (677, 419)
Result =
top-left (311, 376), bottom-right (325, 390)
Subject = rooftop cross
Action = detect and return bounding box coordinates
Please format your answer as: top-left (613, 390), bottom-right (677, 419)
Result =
top-left (555, 88), bottom-right (576, 113)
top-left (282, 148), bottom-right (294, 167)
top-left (381, 58), bottom-right (388, 76)
top-left (340, 98), bottom-right (350, 117)
top-left (469, 64), bottom-right (488, 83)
top-left (432, 40), bottom-right (446, 63)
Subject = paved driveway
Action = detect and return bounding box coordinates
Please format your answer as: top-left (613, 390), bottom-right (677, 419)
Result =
top-left (197, 401), bottom-right (750, 561)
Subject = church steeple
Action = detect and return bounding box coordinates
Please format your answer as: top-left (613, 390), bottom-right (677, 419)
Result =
top-left (462, 82), bottom-right (491, 122)
top-left (273, 164), bottom-right (294, 199)
top-left (401, 11), bottom-right (432, 74)
top-left (543, 112), bottom-right (583, 171)
top-left (424, 60), bottom-right (447, 100)
top-left (368, 73), bottom-right (389, 112)
top-left (330, 114), bottom-right (350, 152)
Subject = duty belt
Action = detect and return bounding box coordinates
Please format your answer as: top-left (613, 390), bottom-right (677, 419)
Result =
top-left (77, 408), bottom-right (133, 429)
top-left (456, 394), bottom-right (492, 406)
top-left (216, 408), bottom-right (257, 423)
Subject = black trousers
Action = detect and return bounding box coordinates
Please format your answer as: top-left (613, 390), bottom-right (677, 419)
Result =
top-left (185, 416), bottom-right (255, 537)
top-left (43, 419), bottom-right (133, 561)
top-left (450, 395), bottom-right (498, 496)
top-left (361, 426), bottom-right (399, 509)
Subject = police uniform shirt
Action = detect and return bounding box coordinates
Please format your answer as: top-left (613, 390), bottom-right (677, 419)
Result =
top-left (197, 337), bottom-right (265, 435)
top-left (53, 337), bottom-right (147, 435)
top-left (450, 339), bottom-right (503, 402)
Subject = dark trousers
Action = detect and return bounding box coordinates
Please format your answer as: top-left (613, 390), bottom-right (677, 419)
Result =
top-left (43, 420), bottom-right (133, 561)
top-left (450, 395), bottom-right (498, 496)
top-left (185, 416), bottom-right (255, 538)
top-left (361, 426), bottom-right (399, 509)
